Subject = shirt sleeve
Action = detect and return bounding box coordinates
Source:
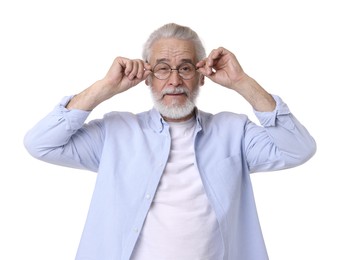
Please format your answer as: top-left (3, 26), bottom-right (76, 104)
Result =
top-left (23, 96), bottom-right (102, 172)
top-left (245, 95), bottom-right (316, 173)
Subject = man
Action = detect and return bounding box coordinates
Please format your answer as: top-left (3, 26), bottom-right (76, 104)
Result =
top-left (24, 23), bottom-right (316, 260)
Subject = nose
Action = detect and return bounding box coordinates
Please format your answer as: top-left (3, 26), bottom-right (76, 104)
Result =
top-left (168, 70), bottom-right (183, 86)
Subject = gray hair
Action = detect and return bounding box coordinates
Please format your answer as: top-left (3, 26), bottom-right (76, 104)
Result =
top-left (142, 23), bottom-right (206, 63)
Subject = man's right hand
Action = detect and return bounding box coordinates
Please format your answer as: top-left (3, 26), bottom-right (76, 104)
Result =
top-left (66, 57), bottom-right (152, 111)
top-left (103, 57), bottom-right (152, 97)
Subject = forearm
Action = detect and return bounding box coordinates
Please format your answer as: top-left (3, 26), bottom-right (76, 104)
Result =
top-left (233, 75), bottom-right (276, 112)
top-left (67, 79), bottom-right (114, 111)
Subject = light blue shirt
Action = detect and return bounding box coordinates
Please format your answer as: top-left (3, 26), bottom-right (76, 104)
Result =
top-left (24, 95), bottom-right (316, 260)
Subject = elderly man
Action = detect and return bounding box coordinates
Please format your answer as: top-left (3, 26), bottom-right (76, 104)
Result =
top-left (24, 23), bottom-right (316, 260)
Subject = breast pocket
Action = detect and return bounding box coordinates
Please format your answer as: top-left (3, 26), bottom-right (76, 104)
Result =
top-left (204, 154), bottom-right (244, 208)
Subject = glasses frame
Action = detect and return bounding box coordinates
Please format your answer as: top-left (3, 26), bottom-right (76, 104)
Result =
top-left (151, 62), bottom-right (198, 80)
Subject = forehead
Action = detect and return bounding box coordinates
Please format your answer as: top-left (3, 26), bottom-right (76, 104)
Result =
top-left (149, 38), bottom-right (196, 64)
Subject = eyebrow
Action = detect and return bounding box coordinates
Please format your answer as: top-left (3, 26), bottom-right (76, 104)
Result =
top-left (155, 58), bottom-right (194, 64)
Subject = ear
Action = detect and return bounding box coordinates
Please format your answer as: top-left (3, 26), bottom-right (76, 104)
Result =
top-left (199, 74), bottom-right (205, 86)
top-left (145, 78), bottom-right (150, 86)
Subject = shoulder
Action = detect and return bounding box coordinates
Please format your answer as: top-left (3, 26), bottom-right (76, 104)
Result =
top-left (196, 110), bottom-right (251, 138)
top-left (198, 109), bottom-right (249, 125)
top-left (99, 110), bottom-right (154, 130)
top-left (103, 111), bottom-right (137, 121)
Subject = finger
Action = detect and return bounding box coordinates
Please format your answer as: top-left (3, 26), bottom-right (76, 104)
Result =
top-left (136, 60), bottom-right (147, 79)
top-left (125, 60), bottom-right (142, 80)
top-left (208, 47), bottom-right (233, 67)
top-left (204, 60), bottom-right (214, 75)
top-left (206, 49), bottom-right (223, 73)
top-left (196, 59), bottom-right (206, 73)
top-left (144, 62), bottom-right (152, 71)
top-left (131, 61), bottom-right (140, 80)
top-left (124, 59), bottom-right (133, 76)
top-left (196, 59), bottom-right (206, 68)
top-left (206, 47), bottom-right (225, 65)
top-left (142, 70), bottom-right (152, 80)
top-left (130, 60), bottom-right (140, 80)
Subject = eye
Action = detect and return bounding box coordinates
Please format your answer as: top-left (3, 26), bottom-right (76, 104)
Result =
top-left (179, 63), bottom-right (195, 73)
top-left (154, 63), bottom-right (170, 73)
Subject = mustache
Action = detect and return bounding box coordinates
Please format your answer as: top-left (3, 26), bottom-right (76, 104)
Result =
top-left (161, 86), bottom-right (190, 96)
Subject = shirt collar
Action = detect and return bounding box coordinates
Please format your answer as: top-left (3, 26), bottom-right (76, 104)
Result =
top-left (148, 107), bottom-right (203, 134)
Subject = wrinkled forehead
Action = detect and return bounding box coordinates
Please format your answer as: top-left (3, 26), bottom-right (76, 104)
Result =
top-left (149, 38), bottom-right (197, 65)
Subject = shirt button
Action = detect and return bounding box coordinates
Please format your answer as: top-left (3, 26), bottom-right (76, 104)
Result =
top-left (133, 228), bottom-right (139, 233)
top-left (145, 194), bottom-right (151, 200)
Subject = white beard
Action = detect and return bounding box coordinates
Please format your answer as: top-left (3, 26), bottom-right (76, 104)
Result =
top-left (151, 86), bottom-right (199, 120)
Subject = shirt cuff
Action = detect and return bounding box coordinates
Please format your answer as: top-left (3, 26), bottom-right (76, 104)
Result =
top-left (253, 95), bottom-right (291, 127)
top-left (55, 95), bottom-right (91, 131)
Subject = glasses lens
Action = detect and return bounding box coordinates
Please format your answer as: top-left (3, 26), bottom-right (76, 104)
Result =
top-left (178, 63), bottom-right (196, 79)
top-left (153, 63), bottom-right (171, 80)
top-left (152, 62), bottom-right (197, 80)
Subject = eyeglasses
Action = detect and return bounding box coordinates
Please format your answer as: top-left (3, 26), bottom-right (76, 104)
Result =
top-left (152, 62), bottom-right (197, 80)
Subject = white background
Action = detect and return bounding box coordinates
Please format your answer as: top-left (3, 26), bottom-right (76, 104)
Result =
top-left (1, 0), bottom-right (340, 259)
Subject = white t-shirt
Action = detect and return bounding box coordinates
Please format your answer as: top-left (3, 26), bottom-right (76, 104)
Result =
top-left (131, 117), bottom-right (223, 260)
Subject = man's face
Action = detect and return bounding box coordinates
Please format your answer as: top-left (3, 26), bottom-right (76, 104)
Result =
top-left (146, 38), bottom-right (204, 121)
